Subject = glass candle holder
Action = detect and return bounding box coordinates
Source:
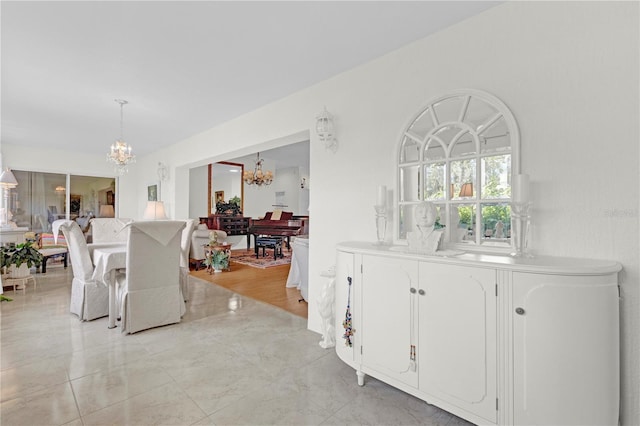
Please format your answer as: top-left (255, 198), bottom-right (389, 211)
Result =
top-left (374, 205), bottom-right (387, 245)
top-left (510, 201), bottom-right (532, 257)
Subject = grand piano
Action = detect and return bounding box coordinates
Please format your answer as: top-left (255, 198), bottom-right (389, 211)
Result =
top-left (248, 211), bottom-right (309, 249)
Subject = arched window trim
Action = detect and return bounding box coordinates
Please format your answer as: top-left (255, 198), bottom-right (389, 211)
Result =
top-left (396, 89), bottom-right (520, 253)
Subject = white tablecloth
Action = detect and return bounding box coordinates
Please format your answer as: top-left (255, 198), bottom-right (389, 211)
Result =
top-left (286, 236), bottom-right (309, 301)
top-left (92, 246), bottom-right (126, 328)
top-left (92, 246), bottom-right (126, 285)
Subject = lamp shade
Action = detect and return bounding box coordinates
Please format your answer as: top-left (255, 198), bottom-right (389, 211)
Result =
top-left (0, 169), bottom-right (18, 188)
top-left (143, 201), bottom-right (167, 220)
top-left (99, 205), bottom-right (115, 218)
top-left (459, 183), bottom-right (474, 197)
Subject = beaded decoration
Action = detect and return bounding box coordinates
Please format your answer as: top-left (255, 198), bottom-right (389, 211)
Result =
top-left (342, 276), bottom-right (355, 347)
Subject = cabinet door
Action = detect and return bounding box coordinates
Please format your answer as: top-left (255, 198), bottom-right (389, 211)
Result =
top-left (361, 255), bottom-right (418, 388)
top-left (419, 263), bottom-right (497, 423)
top-left (512, 272), bottom-right (619, 426)
top-left (335, 250), bottom-right (358, 368)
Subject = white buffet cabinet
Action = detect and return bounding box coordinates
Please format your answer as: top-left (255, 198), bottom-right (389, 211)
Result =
top-left (335, 242), bottom-right (621, 426)
top-left (0, 227), bottom-right (28, 245)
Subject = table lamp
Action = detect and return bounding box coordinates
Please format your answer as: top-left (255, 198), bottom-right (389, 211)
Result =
top-left (143, 201), bottom-right (167, 220)
top-left (99, 205), bottom-right (115, 218)
top-left (0, 168), bottom-right (18, 228)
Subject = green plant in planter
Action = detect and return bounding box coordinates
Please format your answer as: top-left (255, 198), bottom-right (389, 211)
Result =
top-left (0, 246), bottom-right (11, 270)
top-left (1, 241), bottom-right (44, 269)
top-left (206, 249), bottom-right (229, 271)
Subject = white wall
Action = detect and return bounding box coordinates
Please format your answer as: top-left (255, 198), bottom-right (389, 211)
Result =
top-left (188, 165), bottom-right (208, 219)
top-left (2, 2), bottom-right (637, 423)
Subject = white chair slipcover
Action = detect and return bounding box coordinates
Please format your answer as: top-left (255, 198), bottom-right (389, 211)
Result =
top-left (286, 236), bottom-right (309, 301)
top-left (54, 219), bottom-right (111, 321)
top-left (179, 219), bottom-right (196, 301)
top-left (120, 221), bottom-right (186, 334)
top-left (90, 218), bottom-right (132, 243)
top-left (190, 224), bottom-right (227, 262)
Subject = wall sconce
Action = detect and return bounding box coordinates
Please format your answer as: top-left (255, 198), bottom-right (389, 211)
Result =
top-left (157, 162), bottom-right (168, 182)
top-left (316, 106), bottom-right (338, 152)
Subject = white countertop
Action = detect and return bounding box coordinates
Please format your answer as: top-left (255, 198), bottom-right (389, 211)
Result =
top-left (336, 241), bottom-right (622, 275)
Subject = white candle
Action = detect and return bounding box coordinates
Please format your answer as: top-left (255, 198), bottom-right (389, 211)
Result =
top-left (513, 174), bottom-right (530, 203)
top-left (377, 185), bottom-right (387, 207)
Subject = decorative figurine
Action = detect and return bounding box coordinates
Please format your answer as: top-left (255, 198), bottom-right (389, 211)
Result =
top-left (411, 201), bottom-right (443, 254)
top-left (494, 220), bottom-right (505, 239)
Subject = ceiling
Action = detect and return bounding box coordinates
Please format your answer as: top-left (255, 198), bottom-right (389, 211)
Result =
top-left (1, 1), bottom-right (500, 167)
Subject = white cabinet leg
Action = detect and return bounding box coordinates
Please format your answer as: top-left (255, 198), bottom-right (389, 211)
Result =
top-left (357, 370), bottom-right (365, 386)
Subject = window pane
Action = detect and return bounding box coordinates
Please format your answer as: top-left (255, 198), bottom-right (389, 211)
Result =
top-left (12, 170), bottom-right (66, 233)
top-left (400, 136), bottom-right (420, 163)
top-left (454, 203), bottom-right (476, 244)
top-left (407, 108), bottom-right (435, 140)
top-left (465, 97), bottom-right (499, 133)
top-left (481, 154), bottom-right (511, 199)
top-left (450, 159), bottom-right (476, 200)
top-left (480, 116), bottom-right (510, 154)
top-left (451, 130), bottom-right (477, 158)
top-left (70, 175), bottom-right (116, 219)
top-left (480, 203), bottom-right (511, 246)
top-left (432, 125), bottom-right (462, 150)
top-left (424, 137), bottom-right (446, 161)
top-left (399, 166), bottom-right (420, 202)
top-left (433, 96), bottom-right (467, 124)
top-left (399, 204), bottom-right (417, 239)
top-left (423, 162), bottom-right (445, 201)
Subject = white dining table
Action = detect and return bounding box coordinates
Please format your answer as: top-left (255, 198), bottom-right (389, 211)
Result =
top-left (91, 245), bottom-right (126, 329)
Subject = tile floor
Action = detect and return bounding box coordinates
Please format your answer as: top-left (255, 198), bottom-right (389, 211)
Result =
top-left (0, 265), bottom-right (472, 425)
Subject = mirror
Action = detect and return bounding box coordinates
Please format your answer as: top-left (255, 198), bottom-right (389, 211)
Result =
top-left (397, 89), bottom-right (520, 247)
top-left (208, 162), bottom-right (244, 215)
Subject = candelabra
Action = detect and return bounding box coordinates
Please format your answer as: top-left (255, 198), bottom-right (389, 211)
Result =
top-left (374, 205), bottom-right (387, 245)
top-left (511, 201), bottom-right (532, 257)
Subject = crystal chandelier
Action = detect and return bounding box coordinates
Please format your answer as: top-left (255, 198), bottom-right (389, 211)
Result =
top-left (243, 152), bottom-right (273, 186)
top-left (107, 99), bottom-right (136, 175)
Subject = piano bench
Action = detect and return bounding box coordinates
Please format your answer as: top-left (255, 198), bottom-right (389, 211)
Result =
top-left (255, 237), bottom-right (284, 260)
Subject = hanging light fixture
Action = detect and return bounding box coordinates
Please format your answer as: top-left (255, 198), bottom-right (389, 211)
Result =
top-left (107, 99), bottom-right (136, 175)
top-left (243, 152), bottom-right (273, 186)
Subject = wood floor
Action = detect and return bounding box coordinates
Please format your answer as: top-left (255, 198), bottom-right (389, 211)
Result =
top-left (189, 258), bottom-right (308, 318)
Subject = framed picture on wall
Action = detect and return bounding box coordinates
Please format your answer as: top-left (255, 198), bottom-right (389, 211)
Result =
top-left (147, 183), bottom-right (159, 201)
top-left (70, 194), bottom-right (82, 216)
top-left (215, 190), bottom-right (225, 204)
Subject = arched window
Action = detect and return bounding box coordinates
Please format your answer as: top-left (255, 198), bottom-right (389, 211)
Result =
top-left (397, 89), bottom-right (520, 249)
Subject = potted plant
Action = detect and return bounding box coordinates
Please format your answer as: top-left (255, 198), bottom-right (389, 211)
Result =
top-left (206, 249), bottom-right (229, 273)
top-left (1, 241), bottom-right (44, 278)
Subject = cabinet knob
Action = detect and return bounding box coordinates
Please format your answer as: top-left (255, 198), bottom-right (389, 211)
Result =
top-left (418, 289), bottom-right (426, 296)
top-left (410, 287), bottom-right (417, 294)
top-left (515, 307), bottom-right (525, 315)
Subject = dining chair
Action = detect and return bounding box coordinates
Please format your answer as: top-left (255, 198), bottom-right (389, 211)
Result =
top-left (120, 221), bottom-right (186, 334)
top-left (89, 218), bottom-right (132, 243)
top-left (179, 219), bottom-right (196, 301)
top-left (55, 219), bottom-right (111, 321)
